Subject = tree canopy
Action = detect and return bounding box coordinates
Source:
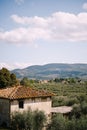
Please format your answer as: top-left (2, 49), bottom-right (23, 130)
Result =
top-left (0, 68), bottom-right (18, 88)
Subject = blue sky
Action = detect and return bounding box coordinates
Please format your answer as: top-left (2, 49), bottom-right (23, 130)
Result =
top-left (0, 0), bottom-right (87, 70)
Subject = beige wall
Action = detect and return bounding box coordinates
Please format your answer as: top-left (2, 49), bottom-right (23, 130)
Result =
top-left (0, 98), bottom-right (10, 127)
top-left (0, 97), bottom-right (52, 127)
top-left (11, 97), bottom-right (52, 115)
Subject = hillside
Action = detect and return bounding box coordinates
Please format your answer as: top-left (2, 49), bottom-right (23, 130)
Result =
top-left (11, 63), bottom-right (87, 79)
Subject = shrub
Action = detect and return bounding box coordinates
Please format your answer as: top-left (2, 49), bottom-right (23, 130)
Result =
top-left (81, 101), bottom-right (87, 115)
top-left (11, 112), bottom-right (25, 130)
top-left (65, 97), bottom-right (79, 106)
top-left (11, 109), bottom-right (46, 130)
top-left (66, 117), bottom-right (76, 130)
top-left (23, 109), bottom-right (33, 130)
top-left (70, 104), bottom-right (82, 119)
top-left (47, 114), bottom-right (66, 130)
top-left (33, 110), bottom-right (46, 130)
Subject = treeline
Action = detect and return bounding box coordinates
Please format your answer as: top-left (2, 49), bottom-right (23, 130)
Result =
top-left (0, 67), bottom-right (87, 89)
top-left (0, 68), bottom-right (39, 89)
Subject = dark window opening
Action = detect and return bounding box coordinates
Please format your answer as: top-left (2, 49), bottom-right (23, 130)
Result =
top-left (18, 100), bottom-right (24, 109)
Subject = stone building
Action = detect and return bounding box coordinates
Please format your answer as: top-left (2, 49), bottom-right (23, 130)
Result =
top-left (0, 86), bottom-right (54, 126)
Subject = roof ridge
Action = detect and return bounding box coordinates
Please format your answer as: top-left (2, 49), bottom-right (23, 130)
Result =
top-left (8, 86), bottom-right (21, 99)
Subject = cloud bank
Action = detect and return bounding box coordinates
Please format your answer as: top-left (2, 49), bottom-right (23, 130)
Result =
top-left (0, 11), bottom-right (87, 44)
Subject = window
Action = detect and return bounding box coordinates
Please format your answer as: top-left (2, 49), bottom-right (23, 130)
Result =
top-left (41, 97), bottom-right (47, 102)
top-left (18, 100), bottom-right (24, 109)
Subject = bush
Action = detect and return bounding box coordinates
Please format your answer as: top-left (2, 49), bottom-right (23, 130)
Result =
top-left (33, 110), bottom-right (46, 130)
top-left (23, 109), bottom-right (33, 130)
top-left (66, 116), bottom-right (87, 130)
top-left (47, 114), bottom-right (66, 130)
top-left (47, 114), bottom-right (87, 130)
top-left (70, 104), bottom-right (81, 119)
top-left (11, 112), bottom-right (25, 130)
top-left (65, 97), bottom-right (79, 106)
top-left (11, 109), bottom-right (46, 130)
top-left (66, 118), bottom-right (76, 130)
top-left (80, 101), bottom-right (87, 115)
top-left (76, 116), bottom-right (87, 130)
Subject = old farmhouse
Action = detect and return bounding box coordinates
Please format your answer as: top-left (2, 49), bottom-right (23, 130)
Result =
top-left (0, 86), bottom-right (54, 127)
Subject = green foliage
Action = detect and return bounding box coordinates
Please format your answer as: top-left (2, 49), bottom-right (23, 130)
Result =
top-left (66, 117), bottom-right (77, 130)
top-left (0, 68), bottom-right (18, 88)
top-left (23, 109), bottom-right (33, 130)
top-left (20, 77), bottom-right (30, 86)
top-left (66, 116), bottom-right (87, 130)
top-left (70, 104), bottom-right (81, 118)
top-left (52, 96), bottom-right (79, 107)
top-left (33, 80), bottom-right (87, 107)
top-left (54, 78), bottom-right (64, 83)
top-left (76, 116), bottom-right (87, 130)
top-left (80, 101), bottom-right (87, 115)
top-left (20, 77), bottom-right (36, 87)
top-left (77, 94), bottom-right (87, 103)
top-left (52, 96), bottom-right (67, 107)
top-left (67, 78), bottom-right (76, 84)
top-left (33, 110), bottom-right (46, 130)
top-left (47, 114), bottom-right (87, 130)
top-left (11, 109), bottom-right (46, 130)
top-left (47, 114), bottom-right (66, 130)
top-left (70, 101), bottom-right (87, 119)
top-left (10, 73), bottom-right (18, 86)
top-left (65, 97), bottom-right (79, 106)
top-left (11, 112), bottom-right (25, 130)
top-left (0, 68), bottom-right (11, 88)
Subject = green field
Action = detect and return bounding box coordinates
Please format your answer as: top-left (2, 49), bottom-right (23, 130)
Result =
top-left (33, 79), bottom-right (87, 107)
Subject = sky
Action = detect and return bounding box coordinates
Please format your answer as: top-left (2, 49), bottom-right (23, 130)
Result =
top-left (0, 0), bottom-right (87, 70)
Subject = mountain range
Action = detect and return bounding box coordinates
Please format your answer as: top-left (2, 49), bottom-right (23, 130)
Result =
top-left (11, 63), bottom-right (87, 80)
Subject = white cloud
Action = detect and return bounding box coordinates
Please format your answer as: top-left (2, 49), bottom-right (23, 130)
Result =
top-left (0, 62), bottom-right (31, 70)
top-left (0, 27), bottom-right (50, 44)
top-left (11, 14), bottom-right (48, 27)
top-left (0, 11), bottom-right (87, 44)
top-left (82, 3), bottom-right (87, 11)
top-left (15, 0), bottom-right (24, 5)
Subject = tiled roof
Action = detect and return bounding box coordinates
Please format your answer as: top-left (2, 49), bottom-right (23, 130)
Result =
top-left (0, 86), bottom-right (54, 100)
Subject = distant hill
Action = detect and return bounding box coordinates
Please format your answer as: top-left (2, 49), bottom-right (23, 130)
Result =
top-left (11, 63), bottom-right (87, 79)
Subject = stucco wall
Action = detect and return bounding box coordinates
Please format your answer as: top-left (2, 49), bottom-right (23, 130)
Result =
top-left (0, 98), bottom-right (10, 127)
top-left (11, 97), bottom-right (52, 115)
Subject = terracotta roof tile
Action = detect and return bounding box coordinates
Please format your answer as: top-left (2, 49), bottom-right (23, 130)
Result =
top-left (0, 86), bottom-right (54, 100)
